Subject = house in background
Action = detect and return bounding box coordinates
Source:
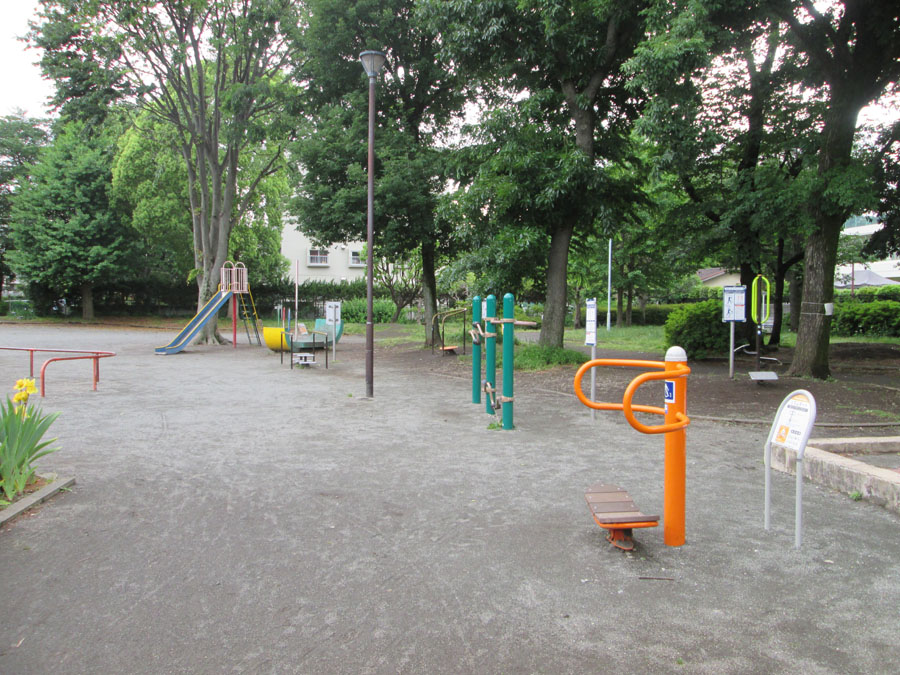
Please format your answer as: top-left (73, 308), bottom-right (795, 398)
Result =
top-left (281, 222), bottom-right (366, 284)
top-left (697, 267), bottom-right (740, 288)
top-left (834, 220), bottom-right (900, 286)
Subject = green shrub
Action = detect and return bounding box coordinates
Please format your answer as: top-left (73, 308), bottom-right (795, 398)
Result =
top-left (832, 300), bottom-right (900, 337)
top-left (663, 299), bottom-right (729, 359)
top-left (340, 297), bottom-right (398, 323)
top-left (0, 300), bottom-right (7, 315)
top-left (876, 285), bottom-right (900, 302)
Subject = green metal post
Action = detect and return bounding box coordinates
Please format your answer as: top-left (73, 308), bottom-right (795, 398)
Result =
top-left (502, 293), bottom-right (515, 430)
top-left (472, 295), bottom-right (482, 404)
top-left (484, 294), bottom-right (496, 415)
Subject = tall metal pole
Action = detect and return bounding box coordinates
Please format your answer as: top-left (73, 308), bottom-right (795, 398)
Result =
top-left (365, 72), bottom-right (376, 398)
top-left (606, 238), bottom-right (612, 331)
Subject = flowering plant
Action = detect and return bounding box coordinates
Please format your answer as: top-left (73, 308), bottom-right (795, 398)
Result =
top-left (0, 379), bottom-right (60, 505)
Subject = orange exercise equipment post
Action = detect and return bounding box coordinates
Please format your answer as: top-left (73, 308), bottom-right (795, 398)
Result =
top-left (573, 346), bottom-right (691, 547)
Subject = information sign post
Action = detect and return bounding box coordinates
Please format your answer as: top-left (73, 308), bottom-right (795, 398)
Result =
top-left (722, 285), bottom-right (746, 379)
top-left (325, 301), bottom-right (341, 362)
top-left (764, 390), bottom-right (817, 548)
top-left (585, 299), bottom-right (597, 420)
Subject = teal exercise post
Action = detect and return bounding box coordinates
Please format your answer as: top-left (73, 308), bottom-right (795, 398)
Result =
top-left (502, 293), bottom-right (514, 430)
top-left (471, 295), bottom-right (482, 404)
top-left (484, 294), bottom-right (497, 416)
top-left (471, 292), bottom-right (537, 430)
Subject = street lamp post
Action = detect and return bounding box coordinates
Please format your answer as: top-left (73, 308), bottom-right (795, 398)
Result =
top-left (360, 50), bottom-right (386, 398)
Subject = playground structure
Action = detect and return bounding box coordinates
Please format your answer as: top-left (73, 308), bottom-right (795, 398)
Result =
top-left (155, 262), bottom-right (261, 355)
top-left (0, 347), bottom-right (116, 397)
top-left (573, 347), bottom-right (691, 550)
top-left (431, 308), bottom-right (467, 355)
top-left (470, 293), bottom-right (537, 430)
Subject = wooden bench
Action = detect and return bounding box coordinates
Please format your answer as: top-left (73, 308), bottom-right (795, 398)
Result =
top-left (584, 483), bottom-right (659, 551)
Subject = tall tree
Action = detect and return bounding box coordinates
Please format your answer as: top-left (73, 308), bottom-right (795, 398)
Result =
top-left (31, 0), bottom-right (302, 341)
top-left (0, 112), bottom-right (49, 301)
top-left (290, 0), bottom-right (467, 344)
top-left (769, 0), bottom-right (900, 378)
top-left (419, 0), bottom-right (648, 347)
top-left (626, 2), bottom-right (818, 346)
top-left (9, 120), bottom-right (129, 319)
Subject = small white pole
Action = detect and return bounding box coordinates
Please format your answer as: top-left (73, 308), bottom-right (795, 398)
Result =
top-left (729, 321), bottom-right (736, 379)
top-left (606, 238), bottom-right (612, 332)
top-left (795, 458), bottom-right (804, 549)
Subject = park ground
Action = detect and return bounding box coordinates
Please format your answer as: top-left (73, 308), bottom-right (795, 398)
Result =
top-left (0, 321), bottom-right (899, 672)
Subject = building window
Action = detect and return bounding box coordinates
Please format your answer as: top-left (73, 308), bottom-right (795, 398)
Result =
top-left (308, 248), bottom-right (329, 266)
top-left (349, 249), bottom-right (364, 267)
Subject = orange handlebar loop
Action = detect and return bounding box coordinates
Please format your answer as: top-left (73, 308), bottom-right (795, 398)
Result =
top-left (573, 358), bottom-right (691, 435)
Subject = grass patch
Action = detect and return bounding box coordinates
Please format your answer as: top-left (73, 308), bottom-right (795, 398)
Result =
top-left (564, 325), bottom-right (665, 353)
top-left (511, 343), bottom-right (588, 371)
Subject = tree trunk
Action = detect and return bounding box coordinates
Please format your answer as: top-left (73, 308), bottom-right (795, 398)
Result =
top-left (625, 286), bottom-right (633, 327)
top-left (421, 241), bottom-right (439, 346)
top-left (538, 223), bottom-right (574, 348)
top-left (788, 89), bottom-right (864, 378)
top-left (573, 287), bottom-right (583, 329)
top-left (616, 288), bottom-right (624, 328)
top-left (788, 267), bottom-right (802, 332)
top-left (81, 282), bottom-right (94, 320)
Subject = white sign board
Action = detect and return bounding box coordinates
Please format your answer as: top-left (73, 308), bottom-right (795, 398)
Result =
top-left (770, 391), bottom-right (815, 452)
top-left (722, 285), bottom-right (747, 322)
top-left (764, 389), bottom-right (818, 548)
top-left (585, 298), bottom-right (597, 346)
top-left (325, 301), bottom-right (341, 325)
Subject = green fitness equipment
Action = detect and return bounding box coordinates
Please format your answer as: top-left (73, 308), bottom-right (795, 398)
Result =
top-left (750, 274), bottom-right (772, 375)
top-left (471, 293), bottom-right (536, 430)
top-left (471, 296), bottom-right (482, 404)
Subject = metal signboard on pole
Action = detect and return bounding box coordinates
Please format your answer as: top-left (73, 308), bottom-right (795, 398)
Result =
top-left (585, 298), bottom-right (597, 420)
top-left (764, 390), bottom-right (817, 549)
top-left (325, 301), bottom-right (341, 362)
top-left (722, 285), bottom-right (746, 379)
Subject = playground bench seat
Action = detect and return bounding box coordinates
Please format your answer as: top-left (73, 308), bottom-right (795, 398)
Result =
top-left (292, 352), bottom-right (315, 366)
top-left (584, 483), bottom-right (659, 551)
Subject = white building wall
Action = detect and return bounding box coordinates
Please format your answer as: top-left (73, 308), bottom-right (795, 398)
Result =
top-left (281, 224), bottom-right (366, 284)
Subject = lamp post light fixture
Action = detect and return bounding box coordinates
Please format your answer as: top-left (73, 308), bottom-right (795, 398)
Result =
top-left (360, 50), bottom-right (386, 398)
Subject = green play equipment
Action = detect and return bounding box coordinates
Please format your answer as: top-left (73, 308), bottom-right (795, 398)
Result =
top-left (470, 293), bottom-right (536, 430)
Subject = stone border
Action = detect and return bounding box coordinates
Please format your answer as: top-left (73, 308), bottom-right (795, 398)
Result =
top-left (0, 474), bottom-right (76, 527)
top-left (769, 437), bottom-right (900, 514)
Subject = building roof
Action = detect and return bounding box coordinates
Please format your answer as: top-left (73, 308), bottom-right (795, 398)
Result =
top-left (696, 267), bottom-right (728, 283)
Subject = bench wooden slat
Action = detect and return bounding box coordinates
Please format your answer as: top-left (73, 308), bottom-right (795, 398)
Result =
top-left (592, 514), bottom-right (660, 525)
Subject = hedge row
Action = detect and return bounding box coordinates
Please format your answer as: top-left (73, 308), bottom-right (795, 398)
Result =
top-left (834, 286), bottom-right (900, 303)
top-left (832, 300), bottom-right (900, 337)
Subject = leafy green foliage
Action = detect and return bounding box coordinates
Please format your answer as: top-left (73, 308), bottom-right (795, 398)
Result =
top-left (663, 299), bottom-right (729, 359)
top-left (0, 384), bottom-right (59, 504)
top-left (832, 301), bottom-right (900, 337)
top-left (0, 113), bottom-right (49, 295)
top-left (340, 298), bottom-right (399, 324)
top-left (9, 119), bottom-right (132, 316)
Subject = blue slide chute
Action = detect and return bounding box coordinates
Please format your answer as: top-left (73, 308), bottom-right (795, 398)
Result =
top-left (155, 290), bottom-right (233, 355)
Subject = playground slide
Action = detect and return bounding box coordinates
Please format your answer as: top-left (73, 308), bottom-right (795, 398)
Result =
top-left (155, 290), bottom-right (233, 355)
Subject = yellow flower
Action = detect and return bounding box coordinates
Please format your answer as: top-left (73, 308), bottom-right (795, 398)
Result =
top-left (13, 390), bottom-right (29, 403)
top-left (23, 379), bottom-right (38, 395)
top-left (15, 378), bottom-right (27, 390)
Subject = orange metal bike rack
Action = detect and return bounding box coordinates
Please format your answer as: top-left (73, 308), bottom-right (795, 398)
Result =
top-left (573, 347), bottom-right (691, 547)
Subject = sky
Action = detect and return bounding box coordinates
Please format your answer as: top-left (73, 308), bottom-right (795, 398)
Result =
top-left (0, 1), bottom-right (895, 128)
top-left (1, 1), bottom-right (56, 118)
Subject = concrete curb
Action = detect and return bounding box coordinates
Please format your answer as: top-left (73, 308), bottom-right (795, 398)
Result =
top-left (769, 437), bottom-right (900, 514)
top-left (0, 474), bottom-right (75, 527)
